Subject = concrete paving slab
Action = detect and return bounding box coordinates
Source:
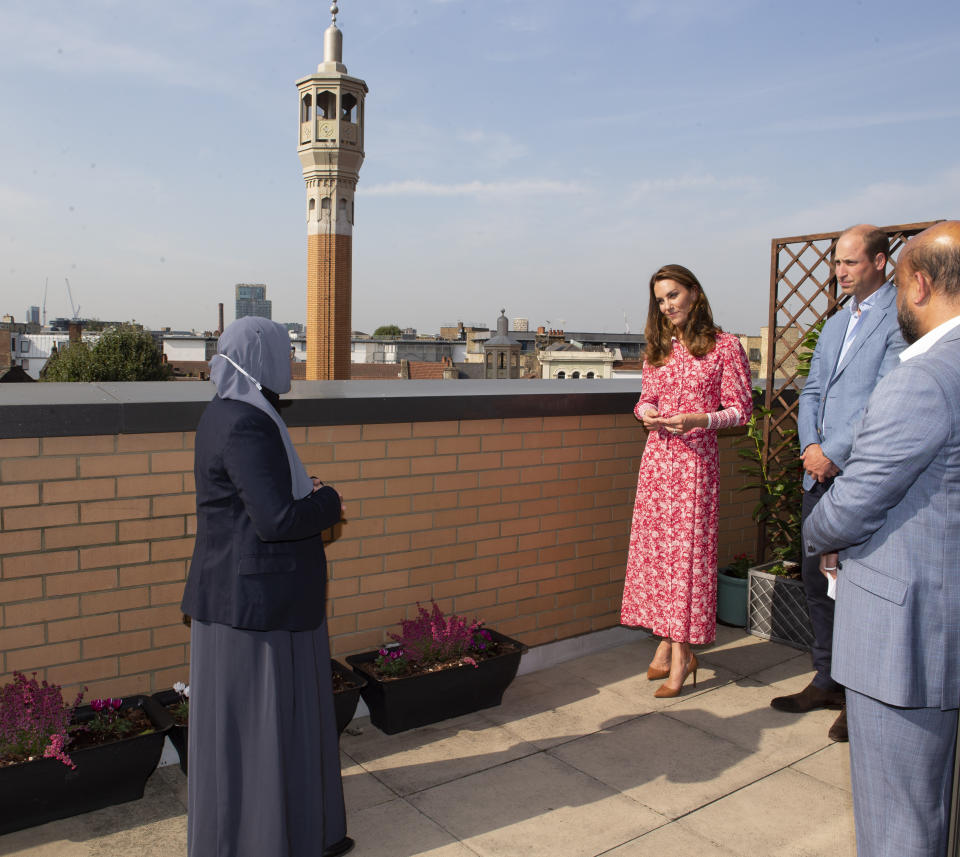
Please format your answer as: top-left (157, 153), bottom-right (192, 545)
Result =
top-left (790, 742), bottom-right (852, 793)
top-left (340, 713), bottom-right (538, 796)
top-left (679, 767), bottom-right (855, 857)
top-left (663, 678), bottom-right (836, 763)
top-left (345, 797), bottom-right (479, 857)
top-left (749, 653), bottom-right (816, 692)
top-left (698, 627), bottom-right (801, 678)
top-left (478, 678), bottom-right (641, 750)
top-left (603, 822), bottom-right (741, 857)
top-left (549, 711), bottom-right (790, 820)
top-left (341, 751), bottom-right (400, 811)
top-left (409, 753), bottom-right (665, 857)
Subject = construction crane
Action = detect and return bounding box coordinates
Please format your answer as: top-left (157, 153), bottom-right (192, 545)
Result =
top-left (64, 277), bottom-right (80, 320)
top-left (42, 278), bottom-right (48, 326)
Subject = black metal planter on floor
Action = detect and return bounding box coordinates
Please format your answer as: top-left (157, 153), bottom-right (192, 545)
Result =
top-left (346, 630), bottom-right (527, 735)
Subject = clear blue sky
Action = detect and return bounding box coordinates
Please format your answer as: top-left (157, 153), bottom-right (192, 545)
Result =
top-left (1, 0), bottom-right (958, 336)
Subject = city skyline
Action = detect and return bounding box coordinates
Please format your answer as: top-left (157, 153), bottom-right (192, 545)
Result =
top-left (1, 0), bottom-right (958, 336)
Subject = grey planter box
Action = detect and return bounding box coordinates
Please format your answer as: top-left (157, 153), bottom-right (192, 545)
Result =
top-left (747, 561), bottom-right (814, 650)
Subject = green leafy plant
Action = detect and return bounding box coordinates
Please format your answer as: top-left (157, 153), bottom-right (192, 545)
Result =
top-left (737, 401), bottom-right (803, 577)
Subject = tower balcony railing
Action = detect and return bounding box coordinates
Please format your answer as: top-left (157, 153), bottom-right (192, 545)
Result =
top-left (0, 379), bottom-right (757, 697)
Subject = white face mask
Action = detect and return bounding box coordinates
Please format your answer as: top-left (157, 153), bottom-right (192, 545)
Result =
top-left (213, 353), bottom-right (262, 391)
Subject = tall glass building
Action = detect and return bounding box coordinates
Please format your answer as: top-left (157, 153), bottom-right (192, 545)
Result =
top-left (235, 284), bottom-right (272, 320)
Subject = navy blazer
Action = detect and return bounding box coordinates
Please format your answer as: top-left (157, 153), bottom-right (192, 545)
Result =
top-left (181, 396), bottom-right (342, 631)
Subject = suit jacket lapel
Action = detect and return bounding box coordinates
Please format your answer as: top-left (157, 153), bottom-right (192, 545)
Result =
top-left (834, 283), bottom-right (896, 378)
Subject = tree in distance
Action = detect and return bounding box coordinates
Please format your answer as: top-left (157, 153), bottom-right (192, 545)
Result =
top-left (42, 324), bottom-right (173, 382)
top-left (373, 324), bottom-right (402, 337)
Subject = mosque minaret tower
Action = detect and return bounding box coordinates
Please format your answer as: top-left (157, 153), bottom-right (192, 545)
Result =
top-left (296, 2), bottom-right (367, 380)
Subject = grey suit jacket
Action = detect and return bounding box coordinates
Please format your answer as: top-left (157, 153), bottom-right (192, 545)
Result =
top-left (803, 327), bottom-right (960, 710)
top-left (797, 282), bottom-right (905, 490)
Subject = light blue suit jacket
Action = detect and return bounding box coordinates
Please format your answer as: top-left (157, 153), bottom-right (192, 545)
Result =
top-left (803, 327), bottom-right (960, 710)
top-left (797, 282), bottom-right (905, 490)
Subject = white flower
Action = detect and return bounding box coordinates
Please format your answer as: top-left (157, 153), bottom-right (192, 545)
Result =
top-left (183, 685), bottom-right (190, 698)
top-left (173, 681), bottom-right (186, 694)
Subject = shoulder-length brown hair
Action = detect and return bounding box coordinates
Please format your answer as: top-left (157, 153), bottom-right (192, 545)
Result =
top-left (644, 264), bottom-right (719, 367)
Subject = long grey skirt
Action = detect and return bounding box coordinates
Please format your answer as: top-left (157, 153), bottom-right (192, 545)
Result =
top-left (187, 619), bottom-right (347, 857)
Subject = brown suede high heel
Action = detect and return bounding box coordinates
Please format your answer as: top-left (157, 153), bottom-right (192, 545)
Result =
top-left (653, 653), bottom-right (698, 698)
top-left (646, 666), bottom-right (670, 681)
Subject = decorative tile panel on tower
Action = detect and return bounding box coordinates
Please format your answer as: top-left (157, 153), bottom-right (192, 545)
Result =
top-left (296, 3), bottom-right (367, 380)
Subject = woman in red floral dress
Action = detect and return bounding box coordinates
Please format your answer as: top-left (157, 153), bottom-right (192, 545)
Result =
top-left (621, 264), bottom-right (753, 697)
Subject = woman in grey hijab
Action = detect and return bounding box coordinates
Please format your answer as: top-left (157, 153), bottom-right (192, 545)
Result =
top-left (182, 316), bottom-right (353, 857)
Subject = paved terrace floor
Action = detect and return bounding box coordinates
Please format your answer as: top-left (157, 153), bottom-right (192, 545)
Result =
top-left (0, 626), bottom-right (856, 857)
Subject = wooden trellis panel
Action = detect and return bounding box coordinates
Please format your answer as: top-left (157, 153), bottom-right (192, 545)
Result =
top-left (759, 220), bottom-right (940, 558)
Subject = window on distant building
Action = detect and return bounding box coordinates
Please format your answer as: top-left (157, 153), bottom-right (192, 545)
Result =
top-left (20, 340), bottom-right (29, 353)
top-left (749, 348), bottom-right (761, 362)
top-left (317, 91), bottom-right (335, 120)
top-left (586, 371), bottom-right (595, 379)
top-left (557, 371), bottom-right (566, 379)
top-left (301, 93), bottom-right (313, 122)
top-left (571, 371), bottom-right (580, 379)
top-left (341, 93), bottom-right (358, 123)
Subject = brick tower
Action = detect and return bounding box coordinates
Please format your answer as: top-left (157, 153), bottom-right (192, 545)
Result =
top-left (297, 2), bottom-right (367, 380)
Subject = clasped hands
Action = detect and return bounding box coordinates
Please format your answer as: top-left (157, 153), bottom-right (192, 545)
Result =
top-left (641, 408), bottom-right (705, 435)
top-left (801, 443), bottom-right (839, 482)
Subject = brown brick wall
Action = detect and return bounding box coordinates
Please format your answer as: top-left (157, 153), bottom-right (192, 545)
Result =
top-left (0, 417), bottom-right (756, 698)
top-left (306, 232), bottom-right (352, 380)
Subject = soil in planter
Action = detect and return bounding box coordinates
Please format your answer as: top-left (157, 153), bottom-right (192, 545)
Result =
top-left (68, 707), bottom-right (157, 752)
top-left (354, 639), bottom-right (524, 683)
top-left (332, 670), bottom-right (363, 694)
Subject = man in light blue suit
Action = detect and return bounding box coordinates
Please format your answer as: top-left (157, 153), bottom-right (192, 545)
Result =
top-left (771, 225), bottom-right (905, 742)
top-left (804, 221), bottom-right (960, 857)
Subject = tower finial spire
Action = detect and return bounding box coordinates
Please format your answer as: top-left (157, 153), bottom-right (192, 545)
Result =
top-left (330, 2), bottom-right (338, 25)
top-left (321, 1), bottom-right (346, 72)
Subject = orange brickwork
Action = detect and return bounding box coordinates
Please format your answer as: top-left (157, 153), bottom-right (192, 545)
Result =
top-left (306, 232), bottom-right (353, 380)
top-left (0, 417), bottom-right (756, 698)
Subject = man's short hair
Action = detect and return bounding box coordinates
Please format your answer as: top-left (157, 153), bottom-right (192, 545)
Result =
top-left (859, 227), bottom-right (890, 263)
top-left (903, 240), bottom-right (960, 299)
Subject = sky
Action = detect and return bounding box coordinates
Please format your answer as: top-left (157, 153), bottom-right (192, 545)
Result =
top-left (1, 0), bottom-right (958, 337)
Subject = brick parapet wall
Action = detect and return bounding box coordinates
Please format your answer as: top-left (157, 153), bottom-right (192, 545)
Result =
top-left (0, 385), bottom-right (757, 698)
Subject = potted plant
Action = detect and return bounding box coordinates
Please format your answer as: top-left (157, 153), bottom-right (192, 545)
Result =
top-left (152, 681), bottom-right (190, 774)
top-left (331, 660), bottom-right (366, 734)
top-left (0, 672), bottom-right (172, 834)
top-left (346, 601), bottom-right (527, 734)
top-left (717, 553), bottom-right (752, 627)
top-left (736, 402), bottom-right (814, 649)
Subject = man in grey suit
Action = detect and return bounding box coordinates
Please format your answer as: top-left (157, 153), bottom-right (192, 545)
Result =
top-left (804, 220), bottom-right (960, 857)
top-left (771, 224), bottom-right (905, 742)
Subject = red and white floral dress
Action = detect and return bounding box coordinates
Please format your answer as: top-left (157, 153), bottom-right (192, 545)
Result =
top-left (621, 332), bottom-right (753, 644)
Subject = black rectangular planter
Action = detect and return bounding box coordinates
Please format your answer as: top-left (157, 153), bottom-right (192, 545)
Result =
top-left (151, 689), bottom-right (189, 774)
top-left (0, 694), bottom-right (172, 835)
top-left (332, 659), bottom-right (366, 734)
top-left (346, 630), bottom-right (527, 735)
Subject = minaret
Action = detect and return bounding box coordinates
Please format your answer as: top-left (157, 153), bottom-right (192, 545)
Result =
top-left (297, 3), bottom-right (368, 380)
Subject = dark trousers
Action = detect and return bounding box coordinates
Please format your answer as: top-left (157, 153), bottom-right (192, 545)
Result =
top-left (801, 479), bottom-right (842, 692)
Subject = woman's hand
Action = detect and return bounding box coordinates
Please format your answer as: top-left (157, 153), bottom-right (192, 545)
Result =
top-left (641, 407), bottom-right (661, 430)
top-left (657, 413), bottom-right (708, 436)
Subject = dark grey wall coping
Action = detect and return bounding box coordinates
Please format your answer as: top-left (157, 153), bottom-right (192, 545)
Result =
top-left (0, 379), bottom-right (646, 439)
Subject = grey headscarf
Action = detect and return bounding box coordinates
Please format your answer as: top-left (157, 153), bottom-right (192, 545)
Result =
top-left (209, 317), bottom-right (313, 500)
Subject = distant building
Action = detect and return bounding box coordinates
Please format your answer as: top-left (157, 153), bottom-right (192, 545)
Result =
top-left (538, 341), bottom-right (619, 379)
top-left (27, 306), bottom-right (40, 325)
top-left (512, 317), bottom-right (529, 332)
top-left (235, 284), bottom-right (272, 320)
top-left (350, 334), bottom-right (466, 365)
top-left (483, 310), bottom-right (521, 379)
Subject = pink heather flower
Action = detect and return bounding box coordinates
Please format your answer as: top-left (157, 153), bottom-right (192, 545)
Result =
top-left (462, 657), bottom-right (478, 669)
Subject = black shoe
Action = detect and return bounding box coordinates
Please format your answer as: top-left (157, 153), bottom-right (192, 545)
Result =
top-left (324, 836), bottom-right (355, 857)
top-left (770, 681), bottom-right (844, 713)
top-left (828, 707), bottom-right (848, 742)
